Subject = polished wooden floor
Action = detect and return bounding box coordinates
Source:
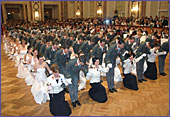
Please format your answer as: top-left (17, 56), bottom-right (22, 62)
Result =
top-left (1, 43), bottom-right (169, 116)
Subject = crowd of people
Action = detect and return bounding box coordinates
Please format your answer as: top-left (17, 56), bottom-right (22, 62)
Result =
top-left (2, 16), bottom-right (169, 116)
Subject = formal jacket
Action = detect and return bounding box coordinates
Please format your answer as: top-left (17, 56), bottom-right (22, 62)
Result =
top-left (79, 41), bottom-right (93, 55)
top-left (40, 44), bottom-right (47, 56)
top-left (72, 41), bottom-right (82, 54)
top-left (104, 44), bottom-right (120, 65)
top-left (54, 49), bottom-right (70, 68)
top-left (45, 46), bottom-right (58, 62)
top-left (159, 41), bottom-right (169, 53)
top-left (86, 65), bottom-right (109, 83)
top-left (64, 59), bottom-right (82, 79)
top-left (31, 38), bottom-right (38, 48)
top-left (91, 44), bottom-right (106, 60)
top-left (135, 42), bottom-right (151, 58)
top-left (124, 40), bottom-right (133, 53)
top-left (34, 41), bottom-right (41, 51)
top-left (47, 74), bottom-right (68, 94)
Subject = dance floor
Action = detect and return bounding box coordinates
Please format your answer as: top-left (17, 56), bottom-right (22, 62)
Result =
top-left (1, 43), bottom-right (169, 116)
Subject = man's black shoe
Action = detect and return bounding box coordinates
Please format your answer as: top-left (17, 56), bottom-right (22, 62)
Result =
top-left (138, 80), bottom-right (143, 83)
top-left (112, 88), bottom-right (118, 92)
top-left (142, 79), bottom-right (147, 81)
top-left (160, 73), bottom-right (167, 76)
top-left (109, 89), bottom-right (114, 93)
top-left (72, 102), bottom-right (76, 107)
top-left (75, 100), bottom-right (81, 106)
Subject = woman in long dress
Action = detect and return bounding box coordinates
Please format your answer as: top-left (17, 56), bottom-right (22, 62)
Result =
top-left (16, 40), bottom-right (28, 78)
top-left (13, 39), bottom-right (20, 65)
top-left (86, 57), bottom-right (110, 103)
top-left (123, 53), bottom-right (139, 90)
top-left (31, 54), bottom-right (52, 104)
top-left (144, 43), bottom-right (164, 80)
top-left (47, 64), bottom-right (72, 116)
top-left (24, 48), bottom-right (38, 86)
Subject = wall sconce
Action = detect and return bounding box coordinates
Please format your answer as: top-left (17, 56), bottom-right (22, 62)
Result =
top-left (76, 10), bottom-right (81, 16)
top-left (97, 8), bottom-right (103, 15)
top-left (131, 6), bottom-right (138, 12)
top-left (34, 11), bottom-right (39, 21)
top-left (97, 1), bottom-right (103, 16)
top-left (76, 1), bottom-right (81, 17)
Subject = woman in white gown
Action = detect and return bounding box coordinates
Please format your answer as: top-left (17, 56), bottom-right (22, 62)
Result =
top-left (31, 54), bottom-right (52, 104)
top-left (13, 39), bottom-right (20, 64)
top-left (16, 40), bottom-right (28, 78)
top-left (24, 48), bottom-right (38, 86)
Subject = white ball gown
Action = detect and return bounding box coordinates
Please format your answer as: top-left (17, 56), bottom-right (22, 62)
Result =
top-left (31, 67), bottom-right (50, 104)
top-left (25, 55), bottom-right (36, 86)
top-left (16, 49), bottom-right (27, 78)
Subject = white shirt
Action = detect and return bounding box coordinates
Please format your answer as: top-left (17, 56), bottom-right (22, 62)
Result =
top-left (99, 44), bottom-right (103, 51)
top-left (47, 74), bottom-right (68, 94)
top-left (147, 48), bottom-right (157, 63)
top-left (86, 65), bottom-right (109, 83)
top-left (123, 59), bottom-right (134, 74)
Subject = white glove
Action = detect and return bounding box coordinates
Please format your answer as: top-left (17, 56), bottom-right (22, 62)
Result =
top-left (164, 51), bottom-right (167, 55)
top-left (49, 71), bottom-right (53, 74)
top-left (122, 51), bottom-right (129, 57)
top-left (107, 63), bottom-right (112, 68)
top-left (66, 78), bottom-right (72, 85)
top-left (46, 60), bottom-right (51, 64)
top-left (142, 53), bottom-right (147, 57)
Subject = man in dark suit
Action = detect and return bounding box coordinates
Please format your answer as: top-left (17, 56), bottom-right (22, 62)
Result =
top-left (28, 33), bottom-right (36, 47)
top-left (135, 42), bottom-right (151, 83)
top-left (91, 39), bottom-right (106, 65)
top-left (60, 34), bottom-right (69, 46)
top-left (79, 38), bottom-right (94, 63)
top-left (67, 35), bottom-right (75, 47)
top-left (124, 37), bottom-right (135, 55)
top-left (39, 39), bottom-right (50, 57)
top-left (158, 41), bottom-right (169, 76)
top-left (64, 51), bottom-right (87, 107)
top-left (104, 39), bottom-right (125, 93)
top-left (53, 44), bottom-right (70, 74)
top-left (72, 37), bottom-right (83, 54)
top-left (45, 41), bottom-right (59, 66)
top-left (93, 34), bottom-right (103, 45)
top-left (35, 39), bottom-right (46, 54)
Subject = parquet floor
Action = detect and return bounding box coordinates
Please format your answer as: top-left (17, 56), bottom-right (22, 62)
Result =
top-left (1, 43), bottom-right (169, 116)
